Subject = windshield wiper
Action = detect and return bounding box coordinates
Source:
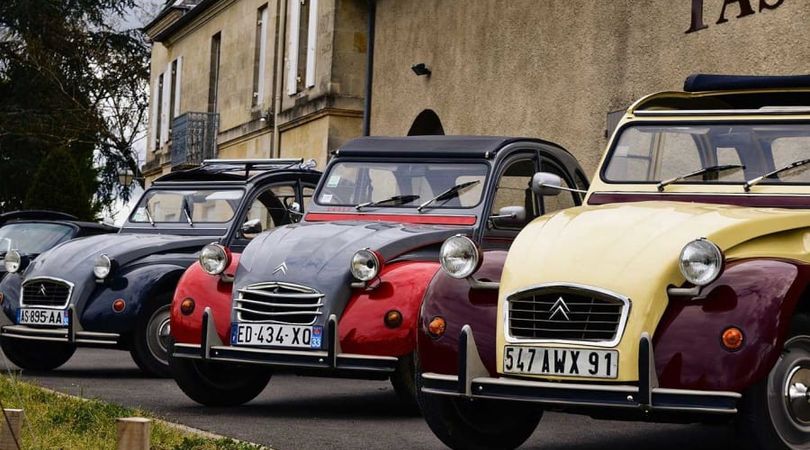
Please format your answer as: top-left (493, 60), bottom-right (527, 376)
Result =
top-left (182, 203), bottom-right (194, 226)
top-left (355, 194), bottom-right (421, 211)
top-left (744, 158), bottom-right (810, 191)
top-left (657, 164), bottom-right (745, 192)
top-left (417, 180), bottom-right (481, 212)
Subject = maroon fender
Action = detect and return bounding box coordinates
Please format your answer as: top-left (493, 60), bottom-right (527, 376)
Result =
top-left (417, 250), bottom-right (506, 376)
top-left (654, 258), bottom-right (810, 392)
top-left (338, 260), bottom-right (440, 357)
top-left (170, 254), bottom-right (240, 345)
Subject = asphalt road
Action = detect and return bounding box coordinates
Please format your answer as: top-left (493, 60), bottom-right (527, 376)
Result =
top-left (0, 347), bottom-right (739, 449)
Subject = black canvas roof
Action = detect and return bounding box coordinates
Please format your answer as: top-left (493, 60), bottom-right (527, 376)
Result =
top-left (684, 74), bottom-right (810, 92)
top-left (333, 136), bottom-right (551, 159)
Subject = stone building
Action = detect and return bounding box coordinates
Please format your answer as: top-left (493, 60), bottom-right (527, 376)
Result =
top-left (142, 0), bottom-right (369, 184)
top-left (368, 0), bottom-right (807, 176)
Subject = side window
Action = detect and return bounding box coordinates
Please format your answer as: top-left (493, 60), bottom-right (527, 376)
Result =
top-left (489, 158), bottom-right (536, 230)
top-left (241, 184), bottom-right (297, 240)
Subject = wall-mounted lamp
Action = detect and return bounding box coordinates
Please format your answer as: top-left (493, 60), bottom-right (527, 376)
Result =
top-left (411, 63), bottom-right (431, 77)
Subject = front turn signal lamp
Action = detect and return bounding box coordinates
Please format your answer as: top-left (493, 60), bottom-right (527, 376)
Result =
top-left (721, 327), bottom-right (744, 351)
top-left (180, 298), bottom-right (195, 315)
top-left (428, 316), bottom-right (446, 338)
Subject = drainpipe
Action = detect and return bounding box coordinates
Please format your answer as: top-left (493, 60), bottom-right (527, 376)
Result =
top-left (272, 0), bottom-right (288, 157)
top-left (362, 0), bottom-right (376, 136)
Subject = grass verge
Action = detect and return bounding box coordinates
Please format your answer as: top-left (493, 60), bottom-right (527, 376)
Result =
top-left (0, 373), bottom-right (262, 450)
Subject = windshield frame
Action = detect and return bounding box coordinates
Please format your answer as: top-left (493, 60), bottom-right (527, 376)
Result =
top-left (599, 119), bottom-right (810, 188)
top-left (313, 158), bottom-right (492, 211)
top-left (126, 187), bottom-right (246, 225)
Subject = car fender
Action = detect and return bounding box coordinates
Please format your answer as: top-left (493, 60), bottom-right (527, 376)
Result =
top-left (0, 273), bottom-right (22, 322)
top-left (654, 258), bottom-right (809, 392)
top-left (80, 263), bottom-right (187, 334)
top-left (170, 255), bottom-right (240, 345)
top-left (338, 260), bottom-right (440, 357)
top-left (417, 250), bottom-right (506, 376)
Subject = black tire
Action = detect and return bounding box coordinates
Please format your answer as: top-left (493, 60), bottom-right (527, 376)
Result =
top-left (0, 335), bottom-right (75, 371)
top-left (391, 353), bottom-right (420, 414)
top-left (417, 363), bottom-right (541, 449)
top-left (169, 354), bottom-right (272, 406)
top-left (738, 314), bottom-right (810, 449)
top-left (130, 298), bottom-right (173, 377)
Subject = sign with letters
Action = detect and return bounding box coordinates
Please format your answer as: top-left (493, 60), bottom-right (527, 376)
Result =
top-left (687, 0), bottom-right (786, 33)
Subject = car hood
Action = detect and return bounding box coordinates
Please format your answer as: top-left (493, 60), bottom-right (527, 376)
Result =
top-left (20, 233), bottom-right (213, 305)
top-left (234, 221), bottom-right (469, 323)
top-left (498, 200), bottom-right (810, 378)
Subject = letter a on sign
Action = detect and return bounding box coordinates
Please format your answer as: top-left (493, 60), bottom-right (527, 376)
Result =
top-left (717, 0), bottom-right (755, 24)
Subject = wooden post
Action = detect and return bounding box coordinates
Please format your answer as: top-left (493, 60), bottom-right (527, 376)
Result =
top-left (0, 409), bottom-right (23, 450)
top-left (116, 417), bottom-right (151, 450)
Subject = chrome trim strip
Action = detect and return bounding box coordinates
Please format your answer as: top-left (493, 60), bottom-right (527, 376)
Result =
top-left (237, 288), bottom-right (323, 300)
top-left (233, 307), bottom-right (324, 317)
top-left (503, 282), bottom-right (631, 348)
top-left (235, 298), bottom-right (324, 308)
top-left (635, 108), bottom-right (810, 116)
top-left (20, 276), bottom-right (74, 309)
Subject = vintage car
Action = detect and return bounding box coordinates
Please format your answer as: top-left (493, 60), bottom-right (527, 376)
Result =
top-left (0, 210), bottom-right (117, 282)
top-left (0, 160), bottom-right (320, 376)
top-left (169, 136), bottom-right (588, 407)
top-left (418, 74), bottom-right (810, 450)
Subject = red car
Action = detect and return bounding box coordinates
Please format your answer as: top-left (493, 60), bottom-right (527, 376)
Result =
top-left (168, 136), bottom-right (587, 407)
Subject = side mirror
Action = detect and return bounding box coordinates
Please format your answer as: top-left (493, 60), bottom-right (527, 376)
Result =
top-left (531, 172), bottom-right (563, 197)
top-left (490, 206), bottom-right (527, 228)
top-left (241, 218), bottom-right (263, 238)
top-left (288, 201), bottom-right (303, 223)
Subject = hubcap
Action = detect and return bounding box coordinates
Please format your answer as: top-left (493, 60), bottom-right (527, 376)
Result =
top-left (767, 335), bottom-right (810, 447)
top-left (785, 366), bottom-right (810, 424)
top-left (146, 305), bottom-right (172, 365)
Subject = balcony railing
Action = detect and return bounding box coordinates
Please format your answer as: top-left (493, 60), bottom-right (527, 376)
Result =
top-left (171, 112), bottom-right (219, 168)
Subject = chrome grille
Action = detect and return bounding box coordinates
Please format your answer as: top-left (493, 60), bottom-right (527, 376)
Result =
top-left (21, 278), bottom-right (72, 308)
top-left (507, 285), bottom-right (629, 345)
top-left (235, 282), bottom-right (323, 325)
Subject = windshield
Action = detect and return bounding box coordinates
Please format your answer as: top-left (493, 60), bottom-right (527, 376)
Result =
top-left (0, 223), bottom-right (74, 255)
top-left (317, 162), bottom-right (489, 209)
top-left (603, 124), bottom-right (810, 186)
top-left (129, 189), bottom-right (244, 224)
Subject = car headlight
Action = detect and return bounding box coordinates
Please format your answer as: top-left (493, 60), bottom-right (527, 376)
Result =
top-left (440, 235), bottom-right (481, 279)
top-left (679, 238), bottom-right (723, 286)
top-left (351, 249), bottom-right (381, 281)
top-left (4, 250), bottom-right (21, 273)
top-left (93, 254), bottom-right (112, 279)
top-left (199, 243), bottom-right (230, 275)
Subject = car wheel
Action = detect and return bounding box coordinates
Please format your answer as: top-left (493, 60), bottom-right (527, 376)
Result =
top-left (169, 354), bottom-right (272, 406)
top-left (0, 336), bottom-right (75, 371)
top-left (390, 353), bottom-right (420, 414)
top-left (738, 314), bottom-right (810, 449)
top-left (130, 299), bottom-right (173, 377)
top-left (417, 363), bottom-right (541, 449)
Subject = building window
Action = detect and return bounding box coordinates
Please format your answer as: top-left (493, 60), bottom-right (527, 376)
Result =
top-left (154, 73), bottom-right (164, 150)
top-left (253, 5), bottom-right (269, 107)
top-left (287, 0), bottom-right (318, 95)
top-left (208, 32), bottom-right (222, 113)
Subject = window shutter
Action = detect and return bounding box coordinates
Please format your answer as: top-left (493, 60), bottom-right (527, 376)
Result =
top-left (286, 0), bottom-right (301, 95)
top-left (160, 63), bottom-right (171, 144)
top-left (305, 0), bottom-right (318, 88)
top-left (174, 57), bottom-right (183, 117)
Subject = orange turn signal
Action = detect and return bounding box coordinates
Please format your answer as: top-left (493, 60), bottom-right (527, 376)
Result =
top-left (384, 310), bottom-right (403, 328)
top-left (112, 299), bottom-right (126, 313)
top-left (428, 316), bottom-right (446, 338)
top-left (180, 298), bottom-right (196, 316)
top-left (721, 327), bottom-right (744, 351)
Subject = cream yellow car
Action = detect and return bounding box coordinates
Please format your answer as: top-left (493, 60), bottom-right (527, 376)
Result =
top-left (418, 74), bottom-right (810, 449)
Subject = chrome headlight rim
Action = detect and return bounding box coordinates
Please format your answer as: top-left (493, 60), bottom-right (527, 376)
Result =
top-left (199, 243), bottom-right (231, 276)
top-left (93, 254), bottom-right (113, 279)
top-left (4, 249), bottom-right (21, 273)
top-left (351, 248), bottom-right (382, 282)
top-left (440, 234), bottom-right (481, 280)
top-left (679, 237), bottom-right (724, 287)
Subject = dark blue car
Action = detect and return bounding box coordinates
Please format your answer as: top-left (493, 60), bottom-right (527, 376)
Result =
top-left (0, 159), bottom-right (320, 376)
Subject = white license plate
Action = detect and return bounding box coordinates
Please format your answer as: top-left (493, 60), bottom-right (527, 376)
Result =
top-left (231, 323), bottom-right (323, 349)
top-left (17, 308), bottom-right (68, 326)
top-left (503, 346), bottom-right (618, 379)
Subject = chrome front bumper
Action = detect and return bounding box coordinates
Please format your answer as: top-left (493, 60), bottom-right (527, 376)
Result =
top-left (421, 326), bottom-right (741, 416)
top-left (0, 306), bottom-right (119, 346)
top-left (171, 308), bottom-right (399, 374)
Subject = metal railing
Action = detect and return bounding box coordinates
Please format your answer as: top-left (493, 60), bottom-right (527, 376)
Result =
top-left (170, 112), bottom-right (219, 168)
